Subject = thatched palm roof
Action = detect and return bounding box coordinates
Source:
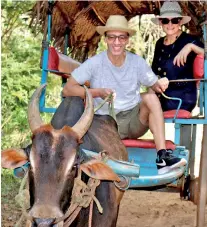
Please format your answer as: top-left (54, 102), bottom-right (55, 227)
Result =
top-left (31, 1), bottom-right (207, 62)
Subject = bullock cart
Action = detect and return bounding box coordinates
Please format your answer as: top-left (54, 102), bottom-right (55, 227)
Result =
top-left (34, 0), bottom-right (207, 225)
top-left (2, 1), bottom-right (207, 227)
top-left (35, 0), bottom-right (207, 188)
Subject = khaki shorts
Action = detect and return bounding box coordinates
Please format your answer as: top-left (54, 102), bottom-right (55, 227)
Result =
top-left (116, 104), bottom-right (149, 139)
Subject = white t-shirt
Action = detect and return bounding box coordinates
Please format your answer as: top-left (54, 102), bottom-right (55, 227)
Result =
top-left (71, 51), bottom-right (158, 115)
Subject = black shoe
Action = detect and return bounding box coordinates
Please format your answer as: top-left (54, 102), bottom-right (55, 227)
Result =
top-left (156, 149), bottom-right (187, 175)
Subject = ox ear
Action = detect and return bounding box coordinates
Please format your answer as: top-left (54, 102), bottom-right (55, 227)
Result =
top-left (1, 148), bottom-right (28, 169)
top-left (80, 160), bottom-right (120, 182)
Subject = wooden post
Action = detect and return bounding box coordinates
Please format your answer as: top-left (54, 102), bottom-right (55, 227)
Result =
top-left (196, 125), bottom-right (207, 227)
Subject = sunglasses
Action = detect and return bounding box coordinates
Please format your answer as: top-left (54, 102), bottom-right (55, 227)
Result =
top-left (160, 18), bottom-right (182, 25)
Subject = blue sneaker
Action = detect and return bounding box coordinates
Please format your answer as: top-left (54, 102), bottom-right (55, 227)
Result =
top-left (156, 149), bottom-right (187, 175)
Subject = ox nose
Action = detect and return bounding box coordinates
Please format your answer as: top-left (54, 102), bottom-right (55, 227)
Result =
top-left (33, 218), bottom-right (57, 227)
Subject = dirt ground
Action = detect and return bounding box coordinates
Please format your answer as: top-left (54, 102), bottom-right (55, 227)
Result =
top-left (2, 189), bottom-right (207, 227)
top-left (117, 189), bottom-right (207, 227)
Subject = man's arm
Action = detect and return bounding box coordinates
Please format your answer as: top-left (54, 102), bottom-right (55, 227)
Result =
top-left (62, 76), bottom-right (113, 99)
top-left (151, 77), bottom-right (169, 93)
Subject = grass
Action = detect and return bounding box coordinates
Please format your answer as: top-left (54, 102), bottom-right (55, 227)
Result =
top-left (1, 169), bottom-right (21, 202)
top-left (1, 169), bottom-right (22, 227)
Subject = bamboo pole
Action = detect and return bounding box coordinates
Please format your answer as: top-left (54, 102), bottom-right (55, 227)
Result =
top-left (169, 78), bottom-right (207, 83)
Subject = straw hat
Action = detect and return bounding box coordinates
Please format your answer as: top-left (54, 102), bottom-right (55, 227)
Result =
top-left (151, 1), bottom-right (191, 25)
top-left (96, 15), bottom-right (136, 36)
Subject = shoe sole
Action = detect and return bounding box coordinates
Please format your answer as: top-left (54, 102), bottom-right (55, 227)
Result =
top-left (158, 158), bottom-right (187, 175)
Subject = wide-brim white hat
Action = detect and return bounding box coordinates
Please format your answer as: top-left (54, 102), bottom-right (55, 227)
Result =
top-left (96, 15), bottom-right (136, 37)
top-left (151, 2), bottom-right (191, 25)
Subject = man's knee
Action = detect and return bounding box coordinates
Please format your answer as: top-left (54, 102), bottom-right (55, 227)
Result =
top-left (142, 93), bottom-right (159, 104)
top-left (141, 93), bottom-right (162, 111)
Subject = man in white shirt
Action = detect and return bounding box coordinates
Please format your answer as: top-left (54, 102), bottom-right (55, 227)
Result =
top-left (62, 15), bottom-right (187, 174)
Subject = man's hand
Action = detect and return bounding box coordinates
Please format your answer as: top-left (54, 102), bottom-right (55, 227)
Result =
top-left (173, 44), bottom-right (192, 67)
top-left (151, 77), bottom-right (169, 93)
top-left (99, 88), bottom-right (115, 102)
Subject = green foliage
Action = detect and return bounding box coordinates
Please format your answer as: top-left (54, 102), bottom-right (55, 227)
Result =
top-left (1, 169), bottom-right (21, 203)
top-left (1, 1), bottom-right (62, 149)
top-left (1, 0), bottom-right (35, 45)
top-left (96, 36), bottom-right (107, 53)
top-left (128, 15), bottom-right (165, 65)
top-left (2, 23), bottom-right (42, 148)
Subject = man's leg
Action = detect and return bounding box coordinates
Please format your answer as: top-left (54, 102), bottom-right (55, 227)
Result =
top-left (139, 92), bottom-right (166, 150)
top-left (116, 104), bottom-right (148, 139)
top-left (139, 92), bottom-right (187, 174)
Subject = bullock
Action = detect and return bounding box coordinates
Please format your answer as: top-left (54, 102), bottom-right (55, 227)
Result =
top-left (2, 84), bottom-right (128, 227)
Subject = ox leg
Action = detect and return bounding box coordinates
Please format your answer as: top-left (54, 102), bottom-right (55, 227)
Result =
top-left (51, 97), bottom-right (84, 129)
top-left (92, 182), bottom-right (121, 227)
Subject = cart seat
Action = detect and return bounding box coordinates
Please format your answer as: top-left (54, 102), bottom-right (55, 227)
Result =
top-left (48, 47), bottom-right (80, 78)
top-left (164, 109), bottom-right (191, 119)
top-left (193, 54), bottom-right (204, 79)
top-left (122, 139), bottom-right (176, 150)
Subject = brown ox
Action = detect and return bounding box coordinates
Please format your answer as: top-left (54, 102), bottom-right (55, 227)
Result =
top-left (2, 84), bottom-right (128, 227)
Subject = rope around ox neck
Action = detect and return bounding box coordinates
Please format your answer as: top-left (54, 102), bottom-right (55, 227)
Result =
top-left (54, 169), bottom-right (103, 227)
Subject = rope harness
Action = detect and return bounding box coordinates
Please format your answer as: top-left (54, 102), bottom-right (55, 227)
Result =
top-left (54, 169), bottom-right (102, 227)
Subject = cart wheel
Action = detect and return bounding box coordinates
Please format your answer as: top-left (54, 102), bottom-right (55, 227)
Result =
top-left (179, 175), bottom-right (191, 200)
top-left (189, 177), bottom-right (200, 204)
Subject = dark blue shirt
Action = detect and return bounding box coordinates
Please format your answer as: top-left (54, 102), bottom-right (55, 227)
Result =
top-left (152, 32), bottom-right (204, 112)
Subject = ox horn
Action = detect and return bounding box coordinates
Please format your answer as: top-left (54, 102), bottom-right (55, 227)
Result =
top-left (28, 84), bottom-right (46, 132)
top-left (72, 86), bottom-right (94, 139)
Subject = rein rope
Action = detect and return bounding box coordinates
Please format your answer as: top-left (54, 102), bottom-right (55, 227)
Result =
top-left (161, 92), bottom-right (174, 100)
top-left (160, 78), bottom-right (207, 107)
top-left (15, 172), bottom-right (33, 227)
top-left (15, 168), bottom-right (102, 227)
top-left (94, 93), bottom-right (116, 120)
top-left (93, 77), bottom-right (207, 120)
